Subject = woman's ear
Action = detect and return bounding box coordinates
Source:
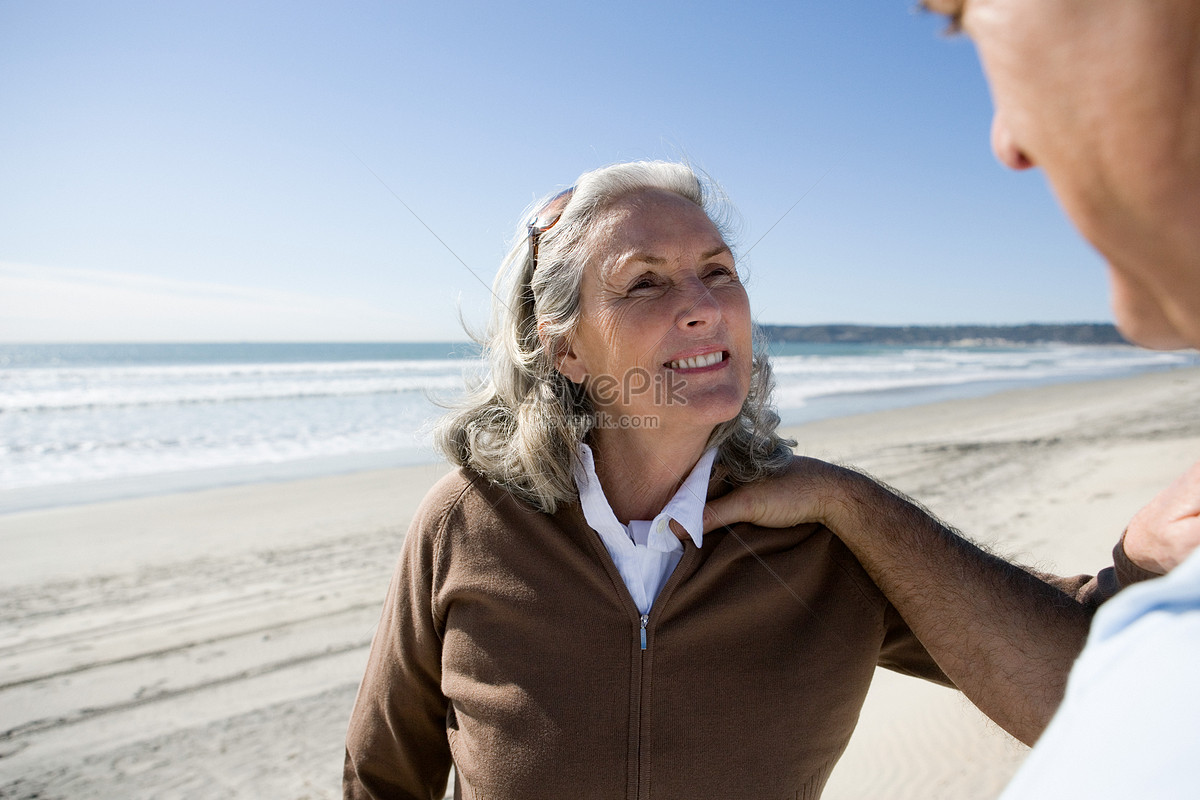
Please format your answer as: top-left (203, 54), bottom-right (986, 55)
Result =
top-left (557, 345), bottom-right (588, 385)
top-left (539, 323), bottom-right (587, 385)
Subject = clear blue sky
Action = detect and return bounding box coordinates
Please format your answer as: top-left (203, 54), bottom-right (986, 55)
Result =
top-left (0, 0), bottom-right (1113, 342)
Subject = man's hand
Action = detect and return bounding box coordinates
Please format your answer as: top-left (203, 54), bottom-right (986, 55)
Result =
top-left (703, 456), bottom-right (847, 532)
top-left (1123, 460), bottom-right (1200, 574)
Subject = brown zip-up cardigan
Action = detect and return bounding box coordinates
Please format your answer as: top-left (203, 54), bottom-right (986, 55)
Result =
top-left (344, 468), bottom-right (1134, 800)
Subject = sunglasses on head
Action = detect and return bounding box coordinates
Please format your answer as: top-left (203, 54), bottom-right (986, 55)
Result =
top-left (526, 187), bottom-right (575, 272)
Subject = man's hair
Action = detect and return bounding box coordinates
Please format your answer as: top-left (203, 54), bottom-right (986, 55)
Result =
top-left (435, 160), bottom-right (793, 513)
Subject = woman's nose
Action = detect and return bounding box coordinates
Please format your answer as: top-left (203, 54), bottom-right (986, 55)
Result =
top-left (678, 278), bottom-right (721, 328)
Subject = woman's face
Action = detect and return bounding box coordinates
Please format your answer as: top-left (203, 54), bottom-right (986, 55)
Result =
top-left (557, 189), bottom-right (753, 442)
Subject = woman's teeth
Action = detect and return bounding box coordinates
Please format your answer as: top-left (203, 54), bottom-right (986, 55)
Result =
top-left (667, 352), bottom-right (725, 370)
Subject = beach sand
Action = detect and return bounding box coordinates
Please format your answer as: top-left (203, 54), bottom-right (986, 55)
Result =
top-left (2, 366), bottom-right (1199, 799)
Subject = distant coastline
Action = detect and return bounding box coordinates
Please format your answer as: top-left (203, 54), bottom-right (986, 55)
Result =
top-left (760, 323), bottom-right (1127, 347)
top-left (0, 325), bottom-right (1128, 354)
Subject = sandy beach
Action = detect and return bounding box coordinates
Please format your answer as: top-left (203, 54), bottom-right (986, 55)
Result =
top-left (3, 366), bottom-right (1199, 799)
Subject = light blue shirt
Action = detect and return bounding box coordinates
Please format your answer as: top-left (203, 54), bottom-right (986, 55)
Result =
top-left (998, 545), bottom-right (1200, 798)
top-left (573, 444), bottom-right (715, 615)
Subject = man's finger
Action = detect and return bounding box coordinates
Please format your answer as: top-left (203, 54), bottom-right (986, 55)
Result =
top-left (703, 495), bottom-right (742, 533)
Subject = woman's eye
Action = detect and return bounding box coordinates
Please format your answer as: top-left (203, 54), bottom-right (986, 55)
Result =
top-left (628, 277), bottom-right (658, 292)
top-left (706, 266), bottom-right (735, 281)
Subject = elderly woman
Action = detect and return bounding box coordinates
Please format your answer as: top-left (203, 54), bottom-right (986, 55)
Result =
top-left (343, 161), bottom-right (948, 799)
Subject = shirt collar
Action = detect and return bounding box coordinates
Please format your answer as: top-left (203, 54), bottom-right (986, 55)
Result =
top-left (573, 443), bottom-right (716, 551)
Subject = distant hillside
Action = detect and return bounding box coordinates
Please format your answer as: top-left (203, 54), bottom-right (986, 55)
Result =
top-left (760, 323), bottom-right (1128, 346)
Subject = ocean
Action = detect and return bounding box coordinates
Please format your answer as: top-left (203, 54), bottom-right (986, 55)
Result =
top-left (2, 341), bottom-right (1196, 513)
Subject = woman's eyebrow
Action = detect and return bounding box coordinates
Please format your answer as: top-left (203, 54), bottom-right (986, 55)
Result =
top-left (621, 244), bottom-right (731, 267)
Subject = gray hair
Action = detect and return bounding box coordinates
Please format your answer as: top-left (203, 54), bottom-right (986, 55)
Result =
top-left (435, 160), bottom-right (793, 513)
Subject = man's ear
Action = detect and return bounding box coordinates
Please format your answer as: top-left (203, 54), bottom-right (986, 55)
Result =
top-left (539, 324), bottom-right (587, 385)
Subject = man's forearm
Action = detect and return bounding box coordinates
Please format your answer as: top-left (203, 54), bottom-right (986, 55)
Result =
top-left (826, 467), bottom-right (1091, 745)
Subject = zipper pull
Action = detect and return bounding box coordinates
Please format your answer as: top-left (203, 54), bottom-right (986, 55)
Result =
top-left (640, 614), bottom-right (649, 650)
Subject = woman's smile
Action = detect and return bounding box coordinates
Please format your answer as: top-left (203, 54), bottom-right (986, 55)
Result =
top-left (664, 349), bottom-right (729, 372)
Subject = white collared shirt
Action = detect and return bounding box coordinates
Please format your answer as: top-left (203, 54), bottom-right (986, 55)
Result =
top-left (573, 444), bottom-right (716, 615)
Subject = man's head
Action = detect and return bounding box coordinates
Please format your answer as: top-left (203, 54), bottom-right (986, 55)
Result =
top-left (923, 0), bottom-right (1200, 349)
